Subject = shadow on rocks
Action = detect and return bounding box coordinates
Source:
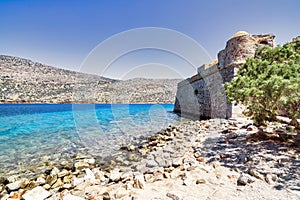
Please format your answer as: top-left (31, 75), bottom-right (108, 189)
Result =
top-left (199, 120), bottom-right (300, 192)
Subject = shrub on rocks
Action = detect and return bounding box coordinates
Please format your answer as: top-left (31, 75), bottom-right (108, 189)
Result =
top-left (225, 37), bottom-right (300, 129)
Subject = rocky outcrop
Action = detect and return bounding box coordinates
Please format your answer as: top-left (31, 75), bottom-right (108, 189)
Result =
top-left (174, 31), bottom-right (275, 119)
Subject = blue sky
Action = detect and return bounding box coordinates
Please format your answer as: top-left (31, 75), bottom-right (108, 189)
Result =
top-left (1, 0), bottom-right (300, 79)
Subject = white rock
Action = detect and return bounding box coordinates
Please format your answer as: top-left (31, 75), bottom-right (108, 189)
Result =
top-left (22, 186), bottom-right (51, 200)
top-left (74, 161), bottom-right (89, 171)
top-left (6, 182), bottom-right (20, 191)
top-left (153, 171), bottom-right (164, 181)
top-left (115, 187), bottom-right (128, 199)
top-left (199, 164), bottom-right (214, 173)
top-left (120, 171), bottom-right (134, 182)
top-left (51, 178), bottom-right (63, 189)
top-left (43, 184), bottom-right (51, 190)
top-left (248, 169), bottom-right (264, 180)
top-left (83, 158), bottom-right (95, 165)
top-left (183, 173), bottom-right (195, 187)
top-left (134, 174), bottom-right (145, 189)
top-left (62, 194), bottom-right (85, 200)
top-left (58, 169), bottom-right (70, 178)
top-left (51, 167), bottom-right (60, 176)
top-left (84, 185), bottom-right (107, 196)
top-left (6, 178), bottom-right (29, 191)
top-left (172, 158), bottom-right (182, 167)
top-left (109, 169), bottom-right (121, 182)
top-left (84, 168), bottom-right (96, 184)
top-left (170, 168), bottom-right (185, 179)
top-left (45, 174), bottom-right (57, 186)
top-left (7, 175), bottom-right (18, 183)
top-left (144, 174), bottom-right (155, 183)
top-left (125, 181), bottom-right (134, 190)
top-left (36, 177), bottom-right (46, 185)
top-left (74, 181), bottom-right (91, 192)
top-left (146, 160), bottom-right (158, 168)
top-left (247, 125), bottom-right (258, 132)
top-left (237, 173), bottom-right (255, 185)
top-left (0, 194), bottom-right (9, 200)
top-left (92, 168), bottom-right (106, 182)
top-left (265, 174), bottom-right (278, 184)
top-left (72, 177), bottom-right (85, 187)
top-left (62, 183), bottom-right (72, 189)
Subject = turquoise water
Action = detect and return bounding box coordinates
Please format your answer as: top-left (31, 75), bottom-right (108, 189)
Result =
top-left (0, 104), bottom-right (181, 175)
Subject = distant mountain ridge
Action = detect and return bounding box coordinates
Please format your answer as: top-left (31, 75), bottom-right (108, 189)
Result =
top-left (0, 55), bottom-right (181, 103)
top-left (0, 55), bottom-right (115, 83)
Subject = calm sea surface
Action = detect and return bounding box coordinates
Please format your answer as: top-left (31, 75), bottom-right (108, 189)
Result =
top-left (0, 104), bottom-right (182, 176)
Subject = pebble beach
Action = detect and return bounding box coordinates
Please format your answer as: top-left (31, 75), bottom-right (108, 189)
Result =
top-left (1, 117), bottom-right (299, 200)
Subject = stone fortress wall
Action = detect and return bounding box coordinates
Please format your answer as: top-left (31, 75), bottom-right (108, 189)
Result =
top-left (174, 31), bottom-right (276, 119)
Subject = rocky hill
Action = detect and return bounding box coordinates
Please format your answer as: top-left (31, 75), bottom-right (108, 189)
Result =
top-left (0, 55), bottom-right (181, 104)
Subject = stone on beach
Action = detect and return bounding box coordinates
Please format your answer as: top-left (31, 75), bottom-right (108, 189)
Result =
top-left (144, 173), bottom-right (155, 183)
top-left (109, 169), bottom-right (122, 182)
top-left (166, 192), bottom-right (182, 200)
top-left (172, 158), bottom-right (182, 167)
top-left (120, 171), bottom-right (134, 182)
top-left (62, 193), bottom-right (85, 200)
top-left (22, 186), bottom-right (51, 200)
top-left (43, 184), bottom-right (51, 190)
top-left (7, 175), bottom-right (19, 183)
top-left (92, 168), bottom-right (106, 182)
top-left (83, 168), bottom-right (96, 184)
top-left (134, 174), bottom-right (145, 189)
top-left (45, 174), bottom-right (57, 186)
top-left (237, 173), bottom-right (255, 186)
top-left (146, 160), bottom-right (158, 168)
top-left (248, 169), bottom-right (264, 180)
top-left (6, 178), bottom-right (29, 191)
top-left (196, 179), bottom-right (206, 184)
top-left (36, 177), bottom-right (46, 185)
top-left (74, 161), bottom-right (90, 171)
top-left (265, 174), bottom-right (278, 184)
top-left (115, 187), bottom-right (129, 199)
top-left (51, 178), bottom-right (63, 189)
top-left (63, 175), bottom-right (74, 184)
top-left (58, 169), bottom-right (70, 178)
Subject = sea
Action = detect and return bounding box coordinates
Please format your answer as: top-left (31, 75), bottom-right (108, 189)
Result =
top-left (0, 104), bottom-right (182, 176)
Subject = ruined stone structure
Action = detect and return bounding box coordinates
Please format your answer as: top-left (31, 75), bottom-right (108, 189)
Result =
top-left (174, 31), bottom-right (275, 119)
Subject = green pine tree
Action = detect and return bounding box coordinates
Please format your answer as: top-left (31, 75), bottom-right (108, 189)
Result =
top-left (225, 37), bottom-right (300, 129)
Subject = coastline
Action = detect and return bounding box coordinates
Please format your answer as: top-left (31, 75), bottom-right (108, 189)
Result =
top-left (0, 117), bottom-right (299, 200)
top-left (0, 102), bottom-right (176, 105)
top-left (0, 104), bottom-right (179, 178)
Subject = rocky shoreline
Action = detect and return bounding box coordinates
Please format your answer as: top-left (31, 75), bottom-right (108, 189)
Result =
top-left (0, 117), bottom-right (299, 200)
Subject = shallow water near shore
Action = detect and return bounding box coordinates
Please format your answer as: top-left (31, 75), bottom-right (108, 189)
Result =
top-left (0, 104), bottom-right (181, 176)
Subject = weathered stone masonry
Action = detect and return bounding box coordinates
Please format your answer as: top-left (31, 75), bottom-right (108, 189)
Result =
top-left (174, 31), bottom-right (275, 119)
